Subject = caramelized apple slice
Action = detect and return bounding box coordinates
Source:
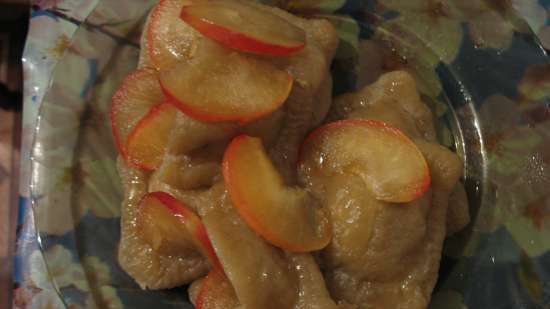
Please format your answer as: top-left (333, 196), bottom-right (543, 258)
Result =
top-left (146, 0), bottom-right (201, 70)
top-left (180, 1), bottom-right (306, 56)
top-left (160, 43), bottom-right (292, 122)
top-left (201, 185), bottom-right (298, 309)
top-left (137, 192), bottom-right (219, 265)
top-left (110, 68), bottom-right (164, 159)
top-left (223, 135), bottom-right (331, 252)
top-left (126, 102), bottom-right (177, 170)
top-left (196, 270), bottom-right (239, 309)
top-left (299, 119), bottom-right (430, 203)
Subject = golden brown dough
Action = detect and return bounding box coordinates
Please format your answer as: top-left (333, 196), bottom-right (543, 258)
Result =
top-left (199, 185), bottom-right (355, 309)
top-left (289, 253), bottom-right (357, 309)
top-left (120, 1), bottom-right (338, 290)
top-left (260, 6), bottom-right (339, 182)
top-left (124, 3), bottom-right (470, 308)
top-left (200, 185), bottom-right (298, 309)
top-left (332, 70), bottom-right (470, 238)
top-left (322, 142), bottom-right (462, 309)
top-left (117, 158), bottom-right (210, 289)
top-left (320, 71), bottom-right (467, 309)
top-left (331, 70), bottom-right (437, 142)
top-left (142, 3), bottom-right (338, 184)
top-left (446, 183), bottom-right (471, 236)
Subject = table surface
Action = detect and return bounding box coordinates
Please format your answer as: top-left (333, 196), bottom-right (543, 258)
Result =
top-left (1, 107), bottom-right (19, 309)
top-left (3, 1), bottom-right (550, 309)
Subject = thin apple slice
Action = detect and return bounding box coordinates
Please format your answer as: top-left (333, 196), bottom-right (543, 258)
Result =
top-left (180, 1), bottom-right (306, 56)
top-left (201, 185), bottom-right (298, 309)
top-left (126, 102), bottom-right (177, 170)
top-left (299, 119), bottom-right (430, 203)
top-left (196, 270), bottom-right (239, 309)
top-left (110, 68), bottom-right (164, 159)
top-left (137, 191), bottom-right (219, 266)
top-left (223, 135), bottom-right (331, 252)
top-left (160, 42), bottom-right (292, 122)
top-left (146, 0), bottom-right (201, 70)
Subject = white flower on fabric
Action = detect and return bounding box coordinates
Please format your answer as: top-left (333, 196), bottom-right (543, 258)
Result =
top-left (55, 0), bottom-right (100, 21)
top-left (29, 246), bottom-right (86, 290)
top-left (379, 0), bottom-right (464, 64)
top-left (27, 289), bottom-right (66, 309)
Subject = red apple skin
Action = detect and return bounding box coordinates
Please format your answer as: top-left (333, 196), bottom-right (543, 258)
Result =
top-left (141, 191), bottom-right (221, 268)
top-left (125, 102), bottom-right (177, 171)
top-left (223, 135), bottom-right (331, 252)
top-left (298, 119), bottom-right (431, 203)
top-left (146, 0), bottom-right (199, 70)
top-left (159, 40), bottom-right (294, 123)
top-left (195, 270), bottom-right (239, 309)
top-left (110, 68), bottom-right (164, 163)
top-left (180, 5), bottom-right (305, 56)
top-left (298, 119), bottom-right (410, 164)
top-left (161, 83), bottom-right (290, 124)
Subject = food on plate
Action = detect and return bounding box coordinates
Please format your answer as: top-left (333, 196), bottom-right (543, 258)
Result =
top-left (288, 253), bottom-right (345, 309)
top-left (195, 270), bottom-right (239, 309)
top-left (200, 186), bottom-right (298, 309)
top-left (329, 70), bottom-right (470, 238)
top-left (110, 68), bottom-right (165, 166)
top-left (180, 0), bottom-right (306, 56)
top-left (299, 119), bottom-right (430, 203)
top-left (111, 0), bottom-right (469, 308)
top-left (160, 41), bottom-right (293, 122)
top-left (328, 70), bottom-right (437, 142)
top-left (223, 135), bottom-right (331, 252)
top-left (145, 0), bottom-right (201, 70)
top-left (117, 160), bottom-right (211, 289)
top-left (137, 191), bottom-right (219, 265)
top-left (310, 72), bottom-right (465, 309)
top-left (126, 102), bottom-right (178, 170)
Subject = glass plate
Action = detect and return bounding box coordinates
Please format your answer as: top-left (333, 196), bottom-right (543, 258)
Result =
top-left (30, 1), bottom-right (550, 308)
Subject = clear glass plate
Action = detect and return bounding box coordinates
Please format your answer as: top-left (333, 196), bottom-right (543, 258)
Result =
top-left (30, 1), bottom-right (550, 308)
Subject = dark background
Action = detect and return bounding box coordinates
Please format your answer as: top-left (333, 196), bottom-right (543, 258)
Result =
top-left (0, 1), bottom-right (28, 309)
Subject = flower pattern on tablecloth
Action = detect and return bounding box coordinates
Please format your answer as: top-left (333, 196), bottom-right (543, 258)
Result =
top-left (13, 0), bottom-right (550, 308)
top-left (29, 246), bottom-right (86, 290)
top-left (27, 290), bottom-right (67, 309)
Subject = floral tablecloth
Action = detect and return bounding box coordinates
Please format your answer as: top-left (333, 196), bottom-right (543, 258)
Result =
top-left (12, 1), bottom-right (550, 309)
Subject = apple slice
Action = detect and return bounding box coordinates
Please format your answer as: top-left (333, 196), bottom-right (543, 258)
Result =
top-left (126, 102), bottom-right (177, 170)
top-left (110, 68), bottom-right (164, 159)
top-left (160, 43), bottom-right (293, 122)
top-left (137, 191), bottom-right (220, 266)
top-left (299, 119), bottom-right (430, 203)
top-left (223, 135), bottom-right (331, 252)
top-left (201, 186), bottom-right (298, 309)
top-left (180, 1), bottom-right (306, 56)
top-left (146, 0), bottom-right (201, 70)
top-left (196, 270), bottom-right (239, 309)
